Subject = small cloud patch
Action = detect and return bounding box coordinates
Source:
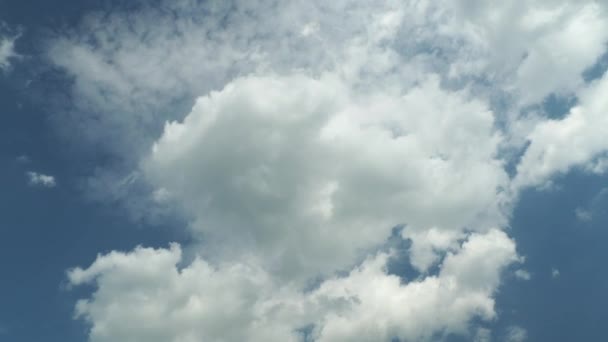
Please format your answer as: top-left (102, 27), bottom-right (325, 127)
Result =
top-left (26, 171), bottom-right (57, 188)
top-left (514, 269), bottom-right (531, 281)
top-left (505, 326), bottom-right (528, 342)
top-left (575, 207), bottom-right (593, 222)
top-left (16, 155), bottom-right (31, 163)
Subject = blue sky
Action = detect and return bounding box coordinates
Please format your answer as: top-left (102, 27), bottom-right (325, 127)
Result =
top-left (1, 1), bottom-right (608, 341)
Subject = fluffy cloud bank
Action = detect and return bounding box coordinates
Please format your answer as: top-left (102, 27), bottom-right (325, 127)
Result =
top-left (146, 73), bottom-right (507, 280)
top-left (69, 229), bottom-right (518, 342)
top-left (48, 0), bottom-right (608, 341)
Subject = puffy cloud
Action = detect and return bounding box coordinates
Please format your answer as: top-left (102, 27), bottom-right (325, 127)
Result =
top-left (45, 0), bottom-right (424, 218)
top-left (146, 73), bottom-right (508, 280)
top-left (513, 71), bottom-right (608, 189)
top-left (48, 0), bottom-right (608, 341)
top-left (46, 0), bottom-right (408, 156)
top-left (511, 3), bottom-right (608, 105)
top-left (68, 244), bottom-right (301, 342)
top-left (575, 207), bottom-right (593, 222)
top-left (44, 0), bottom-right (608, 226)
top-left (71, 67), bottom-right (516, 339)
top-left (26, 171), bottom-right (56, 188)
top-left (514, 269), bottom-right (532, 281)
top-left (69, 230), bottom-right (518, 342)
top-left (314, 229), bottom-right (518, 342)
top-left (447, 1), bottom-right (608, 105)
top-left (46, 0), bottom-right (608, 197)
top-left (47, 0), bottom-right (608, 157)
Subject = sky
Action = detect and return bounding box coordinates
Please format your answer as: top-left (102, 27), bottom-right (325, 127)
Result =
top-left (0, 1), bottom-right (608, 341)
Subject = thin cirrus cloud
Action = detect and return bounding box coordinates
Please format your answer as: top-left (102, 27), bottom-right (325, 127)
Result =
top-left (45, 0), bottom-right (608, 341)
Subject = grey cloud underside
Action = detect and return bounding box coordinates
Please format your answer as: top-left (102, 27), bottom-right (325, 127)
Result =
top-left (48, 0), bottom-right (608, 341)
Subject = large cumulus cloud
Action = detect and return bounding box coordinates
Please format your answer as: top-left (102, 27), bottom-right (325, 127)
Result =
top-left (146, 74), bottom-right (508, 280)
top-left (46, 0), bottom-right (608, 341)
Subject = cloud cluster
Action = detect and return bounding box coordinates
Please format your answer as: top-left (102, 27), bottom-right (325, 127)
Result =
top-left (69, 229), bottom-right (518, 342)
top-left (47, 0), bottom-right (608, 341)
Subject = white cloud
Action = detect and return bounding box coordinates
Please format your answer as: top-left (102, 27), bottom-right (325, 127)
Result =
top-left (575, 207), bottom-right (593, 222)
top-left (513, 70), bottom-right (608, 189)
top-left (314, 230), bottom-right (518, 341)
top-left (47, 0), bottom-right (608, 158)
top-left (474, 328), bottom-right (492, 342)
top-left (146, 73), bottom-right (508, 280)
top-left (510, 3), bottom-right (608, 105)
top-left (552, 268), bottom-right (561, 278)
top-left (514, 269), bottom-right (532, 281)
top-left (68, 244), bottom-right (300, 342)
top-left (427, 1), bottom-right (608, 105)
top-left (47, 0), bottom-right (608, 341)
top-left (505, 326), bottom-right (528, 342)
top-left (44, 0), bottom-right (608, 222)
top-left (26, 171), bottom-right (57, 188)
top-left (69, 230), bottom-right (518, 342)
